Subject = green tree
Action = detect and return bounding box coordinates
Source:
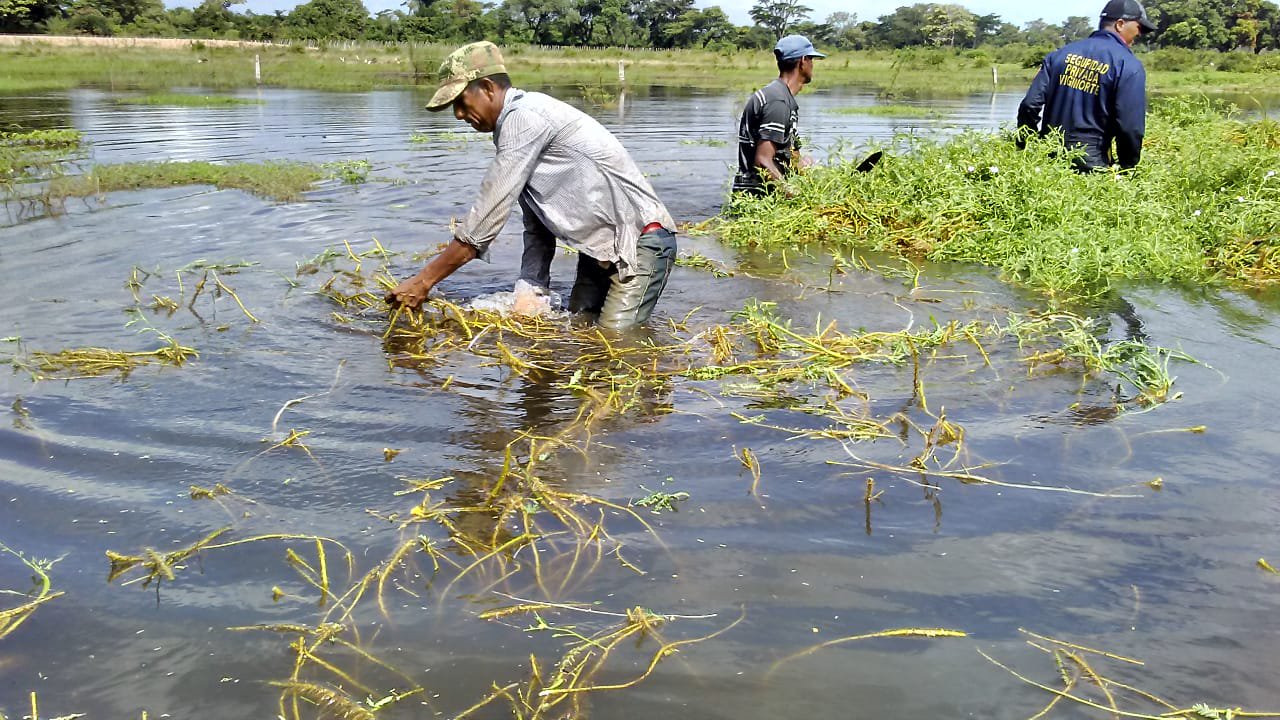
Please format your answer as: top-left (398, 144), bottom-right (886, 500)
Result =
top-left (191, 0), bottom-right (241, 36)
top-left (869, 4), bottom-right (928, 47)
top-left (64, 0), bottom-right (113, 34)
top-left (0, 0), bottom-right (62, 32)
top-left (1162, 17), bottom-right (1211, 46)
top-left (1020, 18), bottom-right (1061, 44)
top-left (634, 0), bottom-right (693, 47)
top-left (922, 3), bottom-right (975, 45)
top-left (1060, 15), bottom-right (1092, 40)
top-left (285, 0), bottom-right (370, 40)
top-left (749, 0), bottom-right (811, 39)
top-left (664, 5), bottom-right (733, 46)
top-left (823, 10), bottom-right (867, 48)
top-left (500, 0), bottom-right (573, 44)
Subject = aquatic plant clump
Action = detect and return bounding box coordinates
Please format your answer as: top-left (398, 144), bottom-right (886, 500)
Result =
top-left (48, 160), bottom-right (326, 202)
top-left (0, 129), bottom-right (84, 194)
top-left (718, 97), bottom-right (1280, 298)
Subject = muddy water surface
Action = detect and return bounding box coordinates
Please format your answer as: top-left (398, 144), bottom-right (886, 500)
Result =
top-left (2, 86), bottom-right (1279, 719)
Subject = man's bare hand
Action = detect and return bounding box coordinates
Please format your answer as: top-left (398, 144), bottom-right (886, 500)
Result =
top-left (386, 276), bottom-right (433, 309)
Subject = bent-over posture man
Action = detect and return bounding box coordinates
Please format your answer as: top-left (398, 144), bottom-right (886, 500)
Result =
top-left (731, 34), bottom-right (825, 197)
top-left (1017, 0), bottom-right (1153, 171)
top-left (387, 41), bottom-right (676, 330)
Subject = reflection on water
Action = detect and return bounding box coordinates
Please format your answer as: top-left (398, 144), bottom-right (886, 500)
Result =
top-left (2, 87), bottom-right (1280, 718)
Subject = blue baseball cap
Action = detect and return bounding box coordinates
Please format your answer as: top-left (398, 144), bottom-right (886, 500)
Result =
top-left (774, 35), bottom-right (826, 62)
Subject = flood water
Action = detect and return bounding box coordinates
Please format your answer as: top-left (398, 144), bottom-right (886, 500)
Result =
top-left (2, 85), bottom-right (1280, 719)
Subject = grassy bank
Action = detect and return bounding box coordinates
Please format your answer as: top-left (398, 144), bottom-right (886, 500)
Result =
top-left (2, 41), bottom-right (1277, 97)
top-left (113, 92), bottom-right (262, 106)
top-left (717, 97), bottom-right (1280, 299)
top-left (0, 42), bottom-right (1018, 96)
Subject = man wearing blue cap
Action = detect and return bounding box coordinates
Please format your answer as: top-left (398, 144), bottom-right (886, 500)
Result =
top-left (1017, 0), bottom-right (1154, 171)
top-left (732, 34), bottom-right (825, 196)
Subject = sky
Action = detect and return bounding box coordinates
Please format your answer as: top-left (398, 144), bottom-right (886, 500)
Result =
top-left (198, 0), bottom-right (1108, 29)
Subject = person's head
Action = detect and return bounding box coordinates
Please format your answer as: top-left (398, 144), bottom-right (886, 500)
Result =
top-left (1099, 0), bottom-right (1156, 45)
top-left (774, 34), bottom-right (825, 85)
top-left (425, 41), bottom-right (510, 132)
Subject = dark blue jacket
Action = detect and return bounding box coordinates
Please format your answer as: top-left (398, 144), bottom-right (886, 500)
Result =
top-left (1017, 30), bottom-right (1147, 169)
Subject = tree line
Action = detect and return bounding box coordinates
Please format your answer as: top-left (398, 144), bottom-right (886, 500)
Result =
top-left (2, 0), bottom-right (1278, 54)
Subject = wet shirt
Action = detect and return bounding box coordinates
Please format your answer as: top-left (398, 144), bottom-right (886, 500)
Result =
top-left (455, 89), bottom-right (674, 281)
top-left (1017, 30), bottom-right (1147, 169)
top-left (733, 79), bottom-right (800, 194)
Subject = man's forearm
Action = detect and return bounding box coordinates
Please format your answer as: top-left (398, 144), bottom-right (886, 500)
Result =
top-left (416, 239), bottom-right (477, 288)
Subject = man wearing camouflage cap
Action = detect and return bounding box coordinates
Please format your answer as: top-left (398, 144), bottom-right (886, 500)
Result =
top-left (386, 41), bottom-right (677, 330)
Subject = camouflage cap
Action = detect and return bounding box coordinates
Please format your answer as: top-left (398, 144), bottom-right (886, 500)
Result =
top-left (425, 41), bottom-right (508, 111)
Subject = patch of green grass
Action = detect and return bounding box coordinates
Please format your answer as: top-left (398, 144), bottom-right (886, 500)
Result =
top-left (831, 104), bottom-right (938, 117)
top-left (409, 131), bottom-right (475, 144)
top-left (679, 137), bottom-right (729, 147)
top-left (48, 160), bottom-right (325, 202)
top-left (0, 129), bottom-right (82, 149)
top-left (717, 96), bottom-right (1280, 299)
top-left (1, 129), bottom-right (84, 195)
top-left (0, 76), bottom-right (78, 92)
top-left (322, 159), bottom-right (370, 184)
top-left (113, 92), bottom-right (262, 107)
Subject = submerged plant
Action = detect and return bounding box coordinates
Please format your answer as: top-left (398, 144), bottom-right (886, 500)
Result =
top-left (981, 629), bottom-right (1280, 720)
top-left (0, 542), bottom-right (63, 641)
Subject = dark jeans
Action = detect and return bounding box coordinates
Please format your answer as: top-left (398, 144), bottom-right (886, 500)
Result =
top-left (568, 228), bottom-right (677, 330)
top-left (1066, 138), bottom-right (1110, 172)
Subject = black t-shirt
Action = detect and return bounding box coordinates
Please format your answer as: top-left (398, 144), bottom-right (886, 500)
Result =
top-left (733, 79), bottom-right (800, 194)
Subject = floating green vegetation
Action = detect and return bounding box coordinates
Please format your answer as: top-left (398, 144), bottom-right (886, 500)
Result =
top-left (0, 541), bottom-right (63, 641)
top-left (323, 159), bottom-right (371, 185)
top-left (831, 104), bottom-right (938, 117)
top-left (459, 603), bottom-right (738, 720)
top-left (674, 250), bottom-right (734, 277)
top-left (409, 130), bottom-right (477, 146)
top-left (125, 258), bottom-right (264, 327)
top-left (0, 129), bottom-right (83, 203)
top-left (981, 629), bottom-right (1280, 720)
top-left (113, 92), bottom-right (262, 107)
top-left (679, 137), bottom-right (729, 147)
top-left (1007, 312), bottom-right (1197, 408)
top-left (770, 627), bottom-right (968, 676)
top-left (719, 97), bottom-right (1280, 299)
top-left (0, 129), bottom-right (82, 149)
top-left (48, 160), bottom-right (325, 201)
top-left (11, 312), bottom-right (197, 381)
top-left (633, 479), bottom-right (689, 512)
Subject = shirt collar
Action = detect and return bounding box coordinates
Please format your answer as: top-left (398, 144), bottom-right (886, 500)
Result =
top-left (495, 88), bottom-right (526, 137)
top-left (1094, 29), bottom-right (1136, 54)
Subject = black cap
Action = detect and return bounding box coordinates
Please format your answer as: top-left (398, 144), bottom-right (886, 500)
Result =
top-left (1101, 0), bottom-right (1157, 32)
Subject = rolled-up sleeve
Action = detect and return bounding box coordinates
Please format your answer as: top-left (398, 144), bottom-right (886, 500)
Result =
top-left (454, 109), bottom-right (554, 259)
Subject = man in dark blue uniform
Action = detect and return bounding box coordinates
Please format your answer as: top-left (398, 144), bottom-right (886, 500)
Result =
top-left (1017, 0), bottom-right (1154, 171)
top-left (732, 34), bottom-right (825, 197)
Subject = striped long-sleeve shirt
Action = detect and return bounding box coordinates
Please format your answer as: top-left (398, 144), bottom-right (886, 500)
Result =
top-left (454, 89), bottom-right (674, 281)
